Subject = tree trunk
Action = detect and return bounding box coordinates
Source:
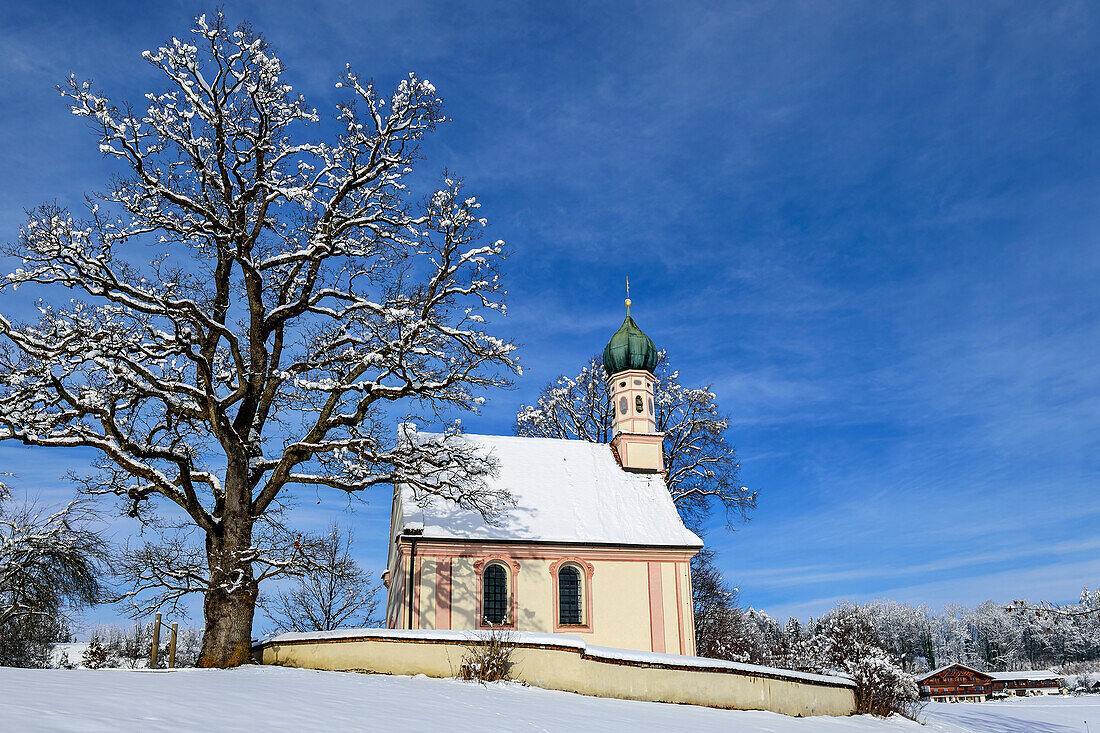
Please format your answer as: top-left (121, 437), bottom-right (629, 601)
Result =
top-left (197, 513), bottom-right (258, 668)
top-left (197, 580), bottom-right (256, 667)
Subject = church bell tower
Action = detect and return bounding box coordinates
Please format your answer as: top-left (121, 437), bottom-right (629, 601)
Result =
top-left (603, 284), bottom-right (664, 473)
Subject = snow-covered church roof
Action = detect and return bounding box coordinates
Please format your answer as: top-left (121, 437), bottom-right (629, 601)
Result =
top-left (397, 433), bottom-right (702, 548)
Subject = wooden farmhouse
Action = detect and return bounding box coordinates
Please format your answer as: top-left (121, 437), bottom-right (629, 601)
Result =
top-left (917, 663), bottom-right (1064, 702)
top-left (917, 664), bottom-right (994, 702)
top-left (988, 670), bottom-right (1064, 696)
top-left (382, 301), bottom-right (704, 654)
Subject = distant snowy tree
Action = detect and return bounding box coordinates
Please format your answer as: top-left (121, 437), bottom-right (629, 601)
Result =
top-left (862, 600), bottom-right (937, 672)
top-left (0, 484), bottom-right (106, 667)
top-left (258, 522), bottom-right (380, 632)
top-left (703, 594), bottom-right (1100, 689)
top-left (1009, 588), bottom-right (1100, 666)
top-left (85, 620), bottom-right (203, 668)
top-left (515, 353), bottom-right (754, 530)
top-left (0, 12), bottom-right (517, 667)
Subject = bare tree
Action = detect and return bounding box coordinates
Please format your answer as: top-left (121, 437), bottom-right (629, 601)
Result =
top-left (258, 521), bottom-right (380, 632)
top-left (113, 506), bottom-right (308, 622)
top-left (691, 549), bottom-right (760, 661)
top-left (515, 353), bottom-right (754, 529)
top-left (0, 12), bottom-right (517, 666)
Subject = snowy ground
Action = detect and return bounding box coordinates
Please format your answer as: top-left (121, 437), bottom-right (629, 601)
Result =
top-left (922, 696), bottom-right (1100, 733)
top-left (0, 666), bottom-right (917, 732)
top-left (0, 665), bottom-right (1095, 732)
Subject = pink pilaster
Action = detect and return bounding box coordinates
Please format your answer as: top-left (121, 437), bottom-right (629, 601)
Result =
top-left (435, 557), bottom-right (452, 630)
top-left (675, 562), bottom-right (686, 655)
top-left (648, 561), bottom-right (665, 653)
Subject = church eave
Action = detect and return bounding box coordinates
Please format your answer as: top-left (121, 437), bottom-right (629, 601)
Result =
top-left (393, 534), bottom-right (703, 551)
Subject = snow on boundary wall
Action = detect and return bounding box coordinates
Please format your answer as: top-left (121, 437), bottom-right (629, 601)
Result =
top-left (252, 628), bottom-right (857, 717)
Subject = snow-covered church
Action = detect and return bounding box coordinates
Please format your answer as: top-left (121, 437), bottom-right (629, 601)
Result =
top-left (383, 300), bottom-right (703, 655)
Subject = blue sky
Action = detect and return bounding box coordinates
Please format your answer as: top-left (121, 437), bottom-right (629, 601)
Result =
top-left (1, 0), bottom-right (1098, 627)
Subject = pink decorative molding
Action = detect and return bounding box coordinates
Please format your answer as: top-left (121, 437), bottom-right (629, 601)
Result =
top-left (472, 556), bottom-right (520, 629)
top-left (548, 558), bottom-right (596, 634)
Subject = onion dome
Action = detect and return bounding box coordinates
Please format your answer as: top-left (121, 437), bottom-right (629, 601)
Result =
top-left (602, 298), bottom-right (659, 376)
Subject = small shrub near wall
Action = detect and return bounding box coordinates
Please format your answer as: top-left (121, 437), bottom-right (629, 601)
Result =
top-left (458, 626), bottom-right (516, 683)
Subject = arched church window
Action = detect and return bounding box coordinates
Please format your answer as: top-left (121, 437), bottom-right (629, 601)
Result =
top-left (619, 396), bottom-right (628, 415)
top-left (483, 563), bottom-right (508, 624)
top-left (558, 565), bottom-right (582, 625)
top-left (648, 397), bottom-right (653, 415)
top-left (635, 395), bottom-right (644, 413)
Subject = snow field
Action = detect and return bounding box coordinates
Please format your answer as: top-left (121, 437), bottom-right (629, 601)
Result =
top-left (3, 665), bottom-right (1097, 732)
top-left (922, 696), bottom-right (1100, 733)
top-left (0, 665), bottom-right (913, 732)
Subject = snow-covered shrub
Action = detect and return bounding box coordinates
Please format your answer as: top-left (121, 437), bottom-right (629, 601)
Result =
top-left (0, 615), bottom-right (67, 668)
top-left (81, 636), bottom-right (117, 669)
top-left (804, 604), bottom-right (921, 718)
top-left (458, 626), bottom-right (516, 683)
top-left (845, 647), bottom-right (921, 718)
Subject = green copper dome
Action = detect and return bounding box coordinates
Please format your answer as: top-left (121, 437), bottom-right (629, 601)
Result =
top-left (603, 303), bottom-right (659, 376)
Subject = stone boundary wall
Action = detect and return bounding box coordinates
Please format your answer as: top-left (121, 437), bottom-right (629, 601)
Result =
top-left (252, 628), bottom-right (856, 717)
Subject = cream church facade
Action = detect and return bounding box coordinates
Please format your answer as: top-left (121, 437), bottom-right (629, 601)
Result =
top-left (383, 301), bottom-right (702, 655)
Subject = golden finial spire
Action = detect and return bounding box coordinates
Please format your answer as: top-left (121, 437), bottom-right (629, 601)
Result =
top-left (625, 276), bottom-right (631, 310)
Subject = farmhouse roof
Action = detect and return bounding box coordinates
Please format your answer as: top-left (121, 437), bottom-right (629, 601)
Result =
top-left (988, 670), bottom-right (1062, 681)
top-left (917, 663), bottom-right (993, 682)
top-left (397, 433), bottom-right (702, 548)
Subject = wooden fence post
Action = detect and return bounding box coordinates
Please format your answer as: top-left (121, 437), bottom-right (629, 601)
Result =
top-left (151, 613), bottom-right (161, 668)
top-left (169, 623), bottom-right (178, 669)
